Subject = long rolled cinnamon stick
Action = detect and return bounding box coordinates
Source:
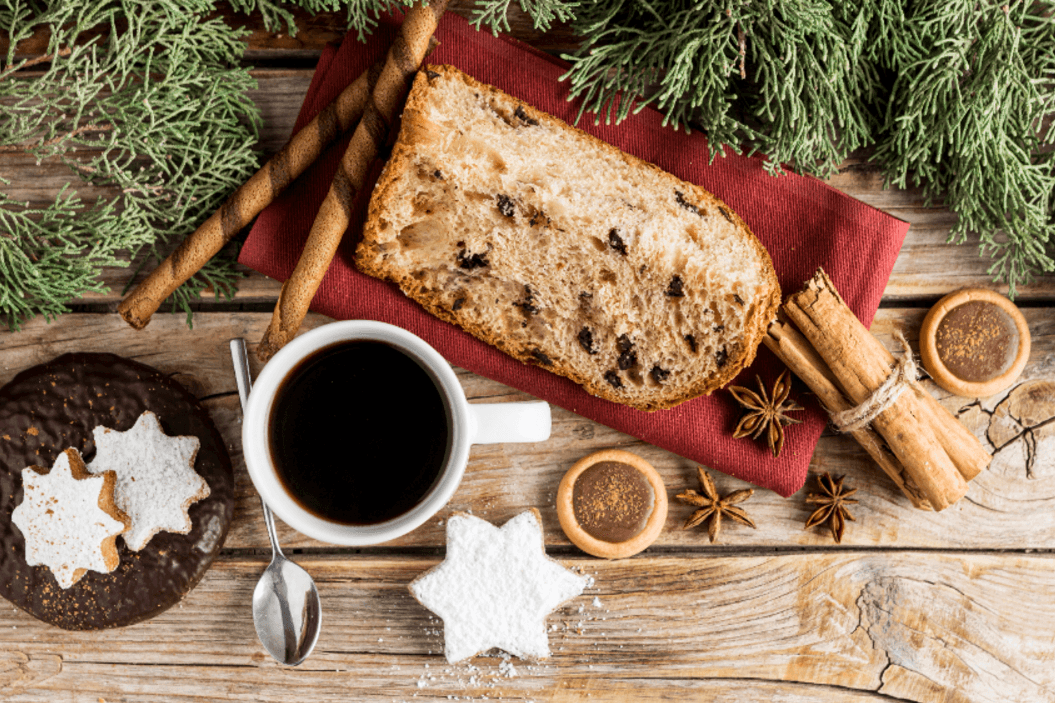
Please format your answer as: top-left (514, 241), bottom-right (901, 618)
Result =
top-left (257, 0), bottom-right (450, 361)
top-left (913, 369), bottom-right (990, 481)
top-left (764, 318), bottom-right (932, 510)
top-left (784, 270), bottom-right (982, 511)
top-left (117, 57), bottom-right (385, 330)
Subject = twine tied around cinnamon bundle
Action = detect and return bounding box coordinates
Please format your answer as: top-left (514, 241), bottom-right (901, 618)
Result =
top-left (765, 269), bottom-right (990, 512)
top-left (830, 330), bottom-right (917, 434)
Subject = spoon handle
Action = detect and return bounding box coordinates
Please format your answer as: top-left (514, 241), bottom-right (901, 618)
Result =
top-left (230, 338), bottom-right (284, 558)
top-left (231, 337), bottom-right (254, 410)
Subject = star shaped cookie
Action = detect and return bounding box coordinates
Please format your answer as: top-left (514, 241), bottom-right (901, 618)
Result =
top-left (410, 510), bottom-right (587, 663)
top-left (87, 411), bottom-right (209, 551)
top-left (12, 449), bottom-right (129, 589)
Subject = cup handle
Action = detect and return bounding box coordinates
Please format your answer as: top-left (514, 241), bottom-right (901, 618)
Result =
top-left (467, 400), bottom-right (551, 445)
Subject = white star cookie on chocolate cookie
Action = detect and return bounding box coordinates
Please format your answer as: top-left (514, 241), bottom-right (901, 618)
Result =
top-left (410, 510), bottom-right (588, 663)
top-left (12, 448), bottom-right (129, 589)
top-left (87, 411), bottom-right (209, 551)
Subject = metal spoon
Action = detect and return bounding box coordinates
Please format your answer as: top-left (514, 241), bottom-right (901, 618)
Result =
top-left (230, 338), bottom-right (322, 666)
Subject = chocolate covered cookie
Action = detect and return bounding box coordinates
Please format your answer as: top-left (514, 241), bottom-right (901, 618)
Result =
top-left (0, 353), bottom-right (234, 630)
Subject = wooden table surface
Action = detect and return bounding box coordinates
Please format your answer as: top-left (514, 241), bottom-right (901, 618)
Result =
top-left (2, 6), bottom-right (1054, 702)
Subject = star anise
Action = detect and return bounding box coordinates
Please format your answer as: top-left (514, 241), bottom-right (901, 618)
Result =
top-left (675, 467), bottom-right (756, 543)
top-left (729, 369), bottom-right (803, 457)
top-left (804, 472), bottom-right (859, 543)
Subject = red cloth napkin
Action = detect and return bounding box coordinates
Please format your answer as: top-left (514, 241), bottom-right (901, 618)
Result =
top-left (239, 13), bottom-right (908, 497)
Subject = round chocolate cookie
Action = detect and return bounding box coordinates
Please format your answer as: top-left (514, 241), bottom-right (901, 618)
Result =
top-left (0, 353), bottom-right (234, 630)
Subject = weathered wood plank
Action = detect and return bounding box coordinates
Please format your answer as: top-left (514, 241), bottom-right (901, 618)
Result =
top-left (1, 310), bottom-right (1053, 551)
top-left (0, 552), bottom-right (1051, 702)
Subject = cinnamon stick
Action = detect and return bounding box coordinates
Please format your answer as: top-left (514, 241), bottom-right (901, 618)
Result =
top-left (117, 56), bottom-right (385, 330)
top-left (784, 269), bottom-right (980, 511)
top-left (911, 366), bottom-right (989, 481)
top-left (257, 0), bottom-right (450, 361)
top-left (764, 318), bottom-right (932, 510)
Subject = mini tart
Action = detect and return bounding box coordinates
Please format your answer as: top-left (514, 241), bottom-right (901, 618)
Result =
top-left (557, 449), bottom-right (667, 559)
top-left (919, 288), bottom-right (1030, 398)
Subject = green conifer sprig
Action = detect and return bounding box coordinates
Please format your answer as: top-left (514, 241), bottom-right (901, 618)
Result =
top-left (874, 1), bottom-right (1055, 295)
top-left (0, 186), bottom-right (126, 326)
top-left (468, 0), bottom-right (577, 33)
top-left (560, 0), bottom-right (1054, 292)
top-left (1, 0), bottom-right (261, 330)
top-left (561, 0), bottom-right (881, 177)
top-left (742, 0), bottom-right (879, 177)
top-left (228, 0), bottom-right (399, 39)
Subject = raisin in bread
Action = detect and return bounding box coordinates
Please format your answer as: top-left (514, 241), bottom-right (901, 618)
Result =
top-left (357, 65), bottom-right (780, 411)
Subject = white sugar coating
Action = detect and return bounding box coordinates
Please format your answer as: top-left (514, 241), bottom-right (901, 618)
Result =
top-left (410, 510), bottom-right (588, 663)
top-left (12, 450), bottom-right (127, 589)
top-left (86, 411), bottom-right (209, 551)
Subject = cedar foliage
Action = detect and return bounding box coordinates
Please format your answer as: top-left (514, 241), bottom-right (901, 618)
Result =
top-left (561, 0), bottom-right (1055, 295)
top-left (1, 0), bottom-right (1052, 330)
top-left (1, 0), bottom-right (259, 329)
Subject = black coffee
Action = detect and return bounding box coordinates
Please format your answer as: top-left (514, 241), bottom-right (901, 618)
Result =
top-left (268, 340), bottom-right (451, 525)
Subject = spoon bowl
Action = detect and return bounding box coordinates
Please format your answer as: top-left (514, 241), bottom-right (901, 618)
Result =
top-left (231, 338), bottom-right (322, 666)
top-left (251, 519), bottom-right (322, 665)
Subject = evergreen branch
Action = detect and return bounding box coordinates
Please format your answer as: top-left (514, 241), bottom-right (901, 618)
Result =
top-left (470, 0), bottom-right (578, 32)
top-left (561, 0), bottom-right (879, 175)
top-left (0, 123), bottom-right (114, 154)
top-left (225, 0), bottom-right (410, 40)
top-left (874, 0), bottom-right (1055, 295)
top-left (0, 0), bottom-right (38, 68)
top-left (0, 0), bottom-right (260, 329)
top-left (0, 186), bottom-right (131, 330)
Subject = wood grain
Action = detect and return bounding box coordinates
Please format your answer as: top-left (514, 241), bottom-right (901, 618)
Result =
top-left (0, 552), bottom-right (1051, 701)
top-left (1, 310), bottom-right (1053, 551)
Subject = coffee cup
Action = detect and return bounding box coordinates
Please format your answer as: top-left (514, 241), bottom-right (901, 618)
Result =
top-left (242, 320), bottom-right (551, 546)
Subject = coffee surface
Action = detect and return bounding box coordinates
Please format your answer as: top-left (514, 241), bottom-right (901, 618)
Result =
top-left (269, 341), bottom-right (450, 525)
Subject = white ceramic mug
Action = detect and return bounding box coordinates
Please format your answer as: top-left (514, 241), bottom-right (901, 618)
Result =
top-left (242, 320), bottom-right (551, 545)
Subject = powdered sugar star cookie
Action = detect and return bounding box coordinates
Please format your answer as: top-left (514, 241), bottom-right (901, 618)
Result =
top-left (12, 448), bottom-right (129, 589)
top-left (87, 411), bottom-right (209, 551)
top-left (410, 510), bottom-right (587, 663)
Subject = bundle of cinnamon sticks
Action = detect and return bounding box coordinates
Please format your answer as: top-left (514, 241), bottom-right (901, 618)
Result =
top-left (768, 269), bottom-right (990, 511)
top-left (118, 1), bottom-right (449, 361)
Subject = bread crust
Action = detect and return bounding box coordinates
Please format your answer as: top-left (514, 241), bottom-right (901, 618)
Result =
top-left (358, 65), bottom-right (781, 411)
